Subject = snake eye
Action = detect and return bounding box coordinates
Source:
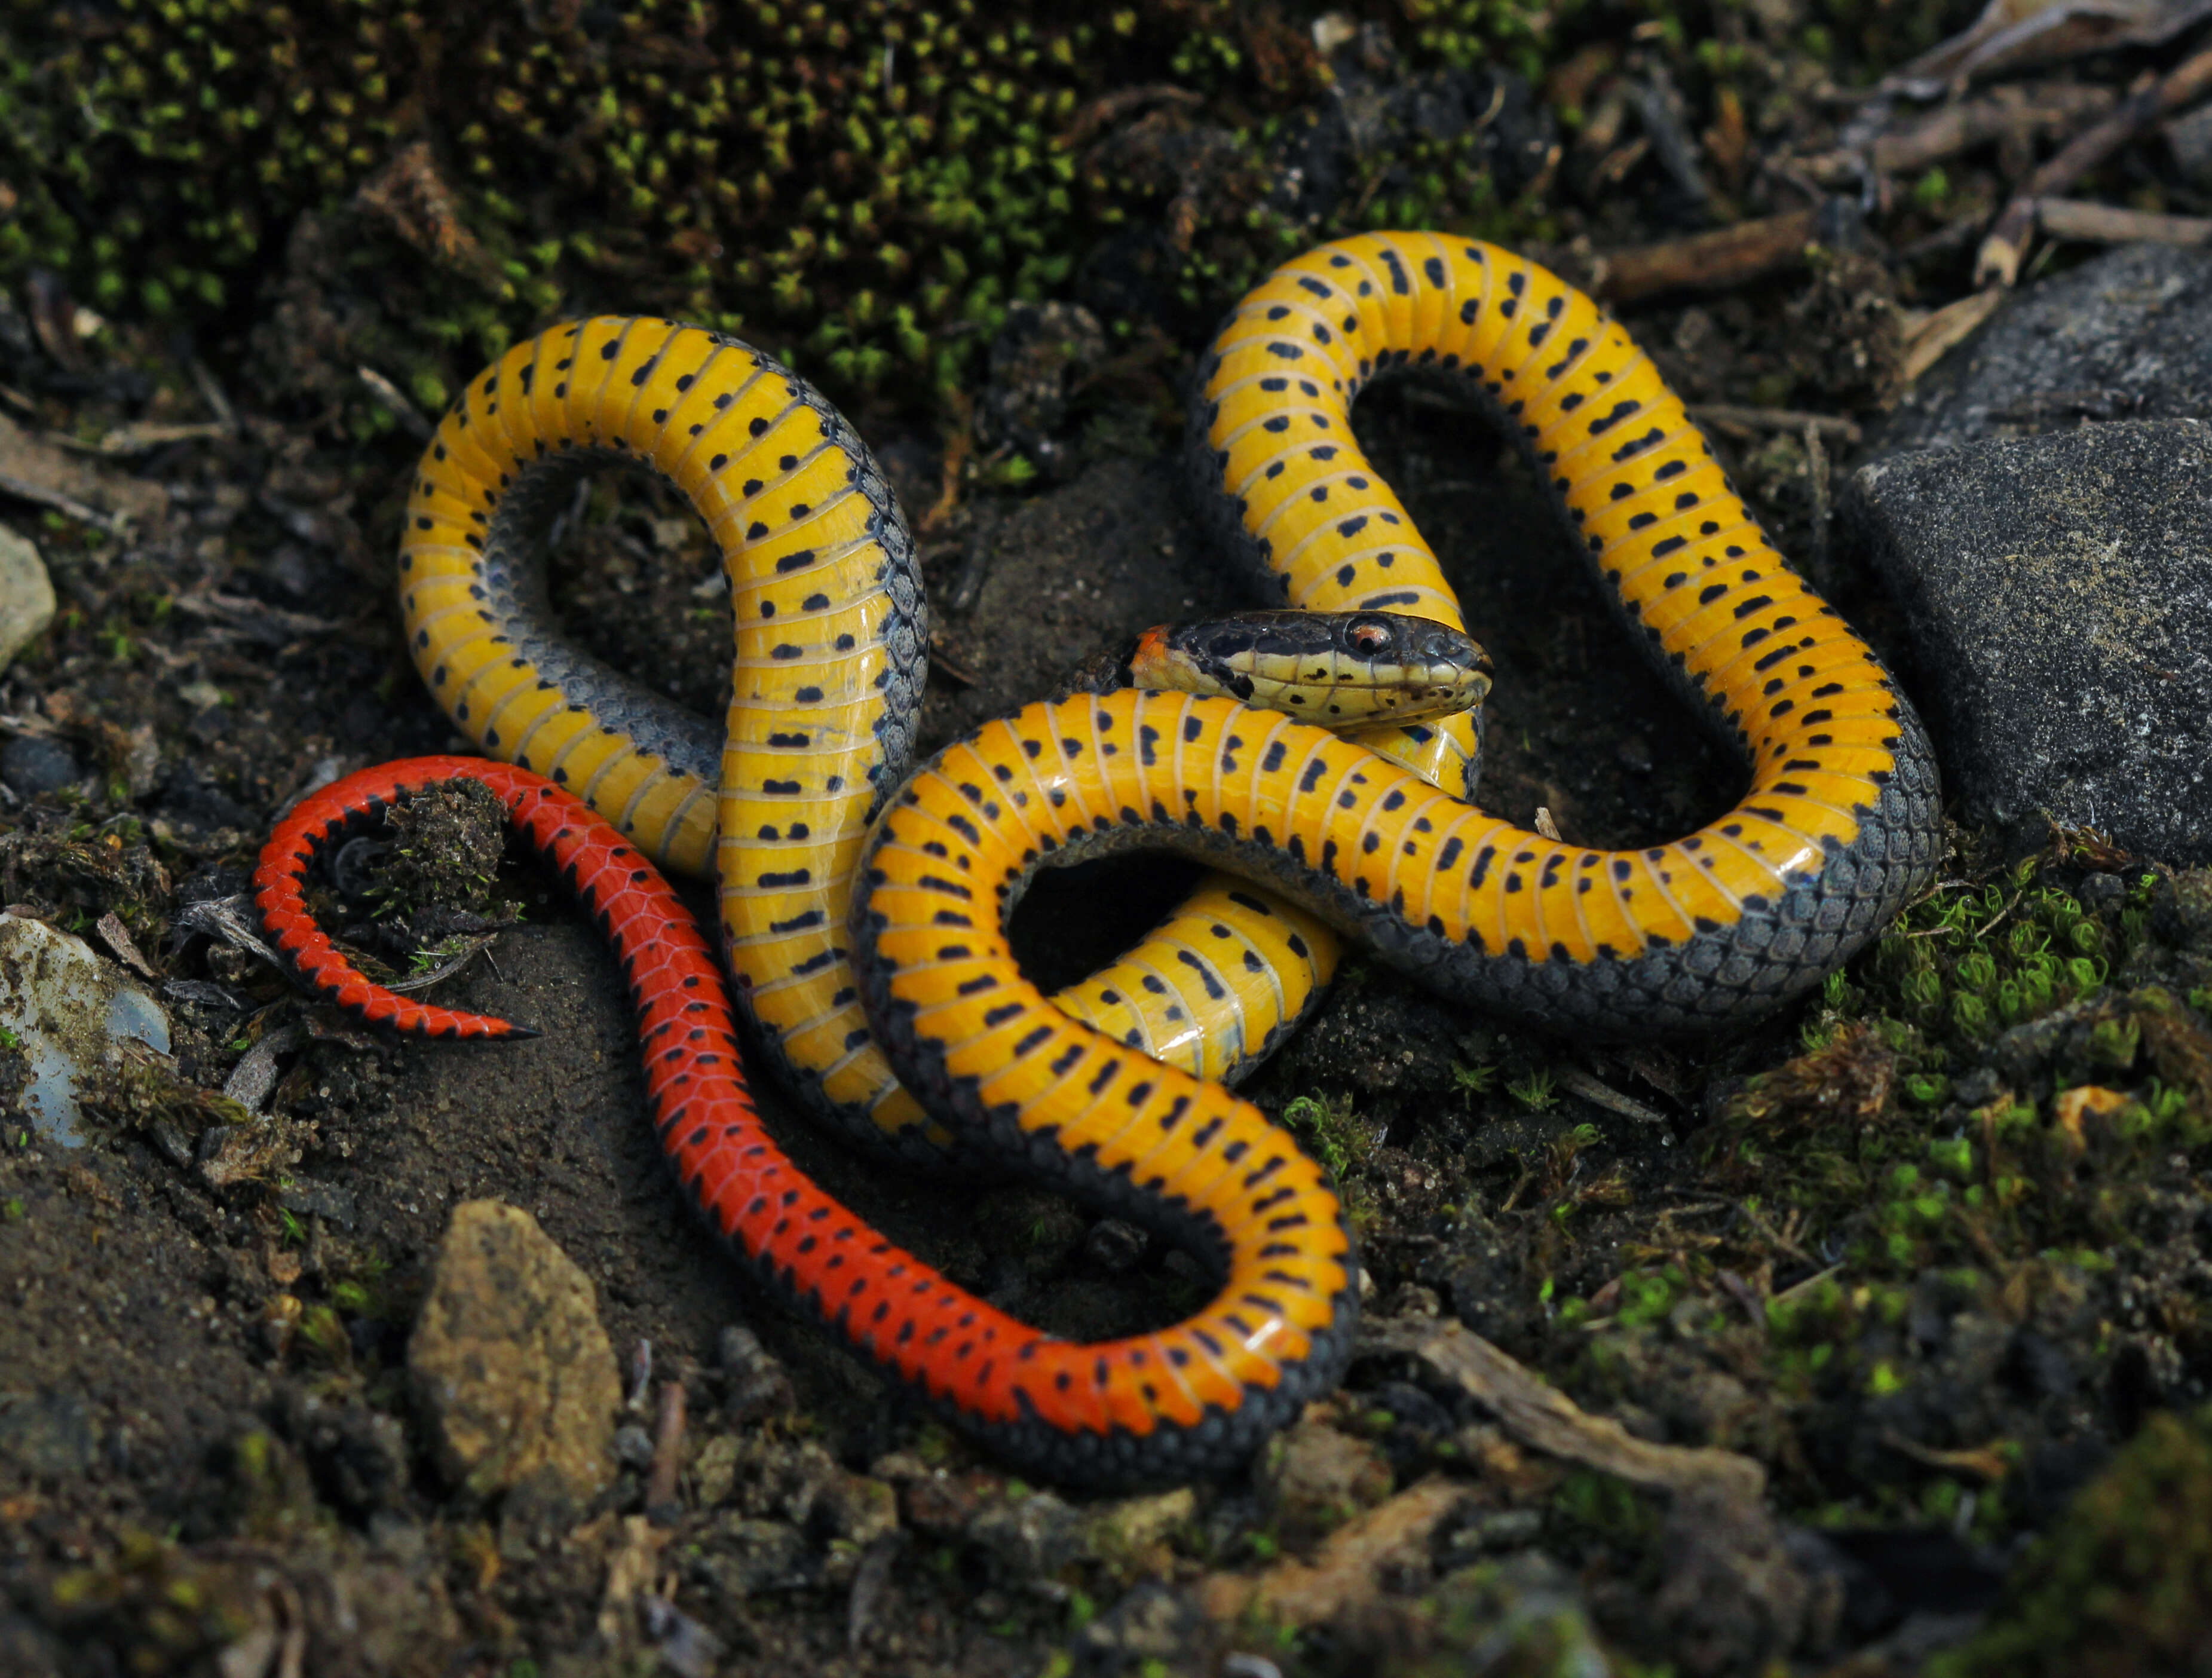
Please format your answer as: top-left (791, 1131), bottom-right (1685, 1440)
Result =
top-left (1347, 617), bottom-right (1392, 653)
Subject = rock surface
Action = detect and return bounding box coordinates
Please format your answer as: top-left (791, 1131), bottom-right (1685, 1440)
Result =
top-left (0, 526), bottom-right (55, 673)
top-left (407, 1199), bottom-right (623, 1502)
top-left (0, 734), bottom-right (79, 798)
top-left (0, 911), bottom-right (170, 1145)
top-left (1846, 418), bottom-right (2212, 859)
top-left (1254, 1409), bottom-right (1395, 1547)
top-left (1873, 243), bottom-right (2212, 456)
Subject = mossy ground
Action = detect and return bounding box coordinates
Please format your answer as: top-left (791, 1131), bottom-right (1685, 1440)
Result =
top-left (3, 0), bottom-right (2207, 1673)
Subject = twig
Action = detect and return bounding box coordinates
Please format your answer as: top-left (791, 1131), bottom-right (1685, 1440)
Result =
top-left (383, 933), bottom-right (498, 994)
top-left (1804, 421), bottom-right (1833, 572)
top-left (2035, 197), bottom-right (2212, 247)
top-left (645, 1379), bottom-right (687, 1522)
top-left (63, 421), bottom-right (234, 458)
top-left (1898, 287), bottom-right (2006, 387)
top-left (95, 911), bottom-right (160, 980)
top-left (1887, 0), bottom-right (2212, 96)
top-left (0, 467), bottom-right (127, 535)
top-left (1888, 215), bottom-right (1987, 269)
top-left (224, 1021), bottom-right (307, 1112)
top-left (1590, 207), bottom-right (1819, 305)
top-left (1687, 403), bottom-right (1862, 445)
top-left (1798, 82), bottom-right (2119, 185)
top-left (1556, 1065), bottom-right (1668, 1126)
top-left (1365, 1317), bottom-right (1767, 1502)
top-left (357, 366), bottom-right (435, 440)
top-left (188, 357), bottom-right (241, 436)
top-left (918, 390), bottom-right (973, 535)
top-left (169, 591), bottom-right (347, 638)
top-left (1634, 71), bottom-right (1712, 212)
top-left (929, 634), bottom-right (979, 687)
top-left (945, 530), bottom-right (993, 616)
top-left (1977, 46), bottom-right (2212, 285)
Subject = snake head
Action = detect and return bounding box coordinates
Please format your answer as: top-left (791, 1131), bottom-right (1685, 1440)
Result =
top-left (1131, 609), bottom-right (1493, 726)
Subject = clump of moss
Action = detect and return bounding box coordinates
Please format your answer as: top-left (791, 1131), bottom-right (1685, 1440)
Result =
top-left (4, 0), bottom-right (1563, 424)
top-left (369, 777), bottom-right (516, 928)
top-left (1931, 1406), bottom-right (2212, 1678)
top-left (44, 1530), bottom-right (265, 1671)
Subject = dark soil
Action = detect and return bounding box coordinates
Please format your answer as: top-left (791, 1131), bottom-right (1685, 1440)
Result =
top-left (5, 11), bottom-right (2212, 1678)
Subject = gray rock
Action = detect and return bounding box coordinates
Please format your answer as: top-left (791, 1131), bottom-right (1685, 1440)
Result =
top-left (277, 1175), bottom-right (359, 1229)
top-left (1254, 1411), bottom-right (1394, 1546)
top-left (2167, 104), bottom-right (2212, 186)
top-left (1846, 418), bottom-right (2212, 859)
top-left (716, 1322), bottom-right (794, 1422)
top-left (0, 913), bottom-right (171, 1146)
top-left (0, 1389), bottom-right (97, 1479)
top-left (1073, 1581), bottom-right (1205, 1677)
top-left (0, 734), bottom-right (78, 798)
top-left (967, 1489), bottom-right (1087, 1583)
top-left (1873, 244), bottom-right (2212, 457)
top-left (697, 1516), bottom-right (820, 1598)
top-left (0, 526), bottom-right (54, 673)
top-left (1653, 1487), bottom-right (1835, 1674)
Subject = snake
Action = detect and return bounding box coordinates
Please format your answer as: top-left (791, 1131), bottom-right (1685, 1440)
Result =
top-left (257, 233), bottom-right (1941, 1486)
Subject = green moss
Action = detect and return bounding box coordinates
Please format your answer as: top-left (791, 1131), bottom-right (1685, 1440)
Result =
top-left (2, 0), bottom-right (1565, 421)
top-left (1931, 1406), bottom-right (2212, 1678)
top-left (1280, 1089), bottom-right (1375, 1183)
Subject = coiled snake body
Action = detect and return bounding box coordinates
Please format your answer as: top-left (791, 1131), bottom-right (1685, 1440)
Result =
top-left (257, 234), bottom-right (1941, 1486)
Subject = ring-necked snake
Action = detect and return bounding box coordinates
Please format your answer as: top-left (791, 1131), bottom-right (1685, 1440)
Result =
top-left (256, 234), bottom-right (1941, 1487)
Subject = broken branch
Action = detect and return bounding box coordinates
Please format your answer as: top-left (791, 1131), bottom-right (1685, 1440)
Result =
top-left (1591, 207), bottom-right (1821, 305)
top-left (1977, 45), bottom-right (2212, 285)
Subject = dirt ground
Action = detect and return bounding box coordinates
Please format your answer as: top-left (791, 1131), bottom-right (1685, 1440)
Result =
top-left (4, 51), bottom-right (2212, 1678)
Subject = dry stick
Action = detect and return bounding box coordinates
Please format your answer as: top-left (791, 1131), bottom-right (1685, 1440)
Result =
top-left (1687, 403), bottom-right (1862, 444)
top-left (645, 1378), bottom-right (687, 1521)
top-left (1977, 44), bottom-right (2212, 285)
top-left (1799, 81), bottom-right (2119, 186)
top-left (2036, 197), bottom-right (2212, 246)
top-left (1590, 206), bottom-right (1818, 305)
top-left (0, 468), bottom-right (127, 535)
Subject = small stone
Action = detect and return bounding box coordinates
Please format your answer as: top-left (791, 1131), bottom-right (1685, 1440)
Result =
top-left (969, 1489), bottom-right (1087, 1584)
top-left (0, 735), bottom-right (78, 798)
top-left (1074, 1581), bottom-right (1204, 1676)
top-left (1846, 419), bottom-right (2212, 860)
top-left (891, 1466), bottom-right (994, 1535)
top-left (0, 1389), bottom-right (97, 1480)
top-left (1083, 1217), bottom-right (1149, 1273)
top-left (277, 1177), bottom-right (358, 1230)
top-left (698, 1516), bottom-right (820, 1599)
top-left (1871, 243), bottom-right (2212, 456)
top-left (1255, 1411), bottom-right (1395, 1547)
top-left (1085, 1487), bottom-right (1197, 1579)
top-left (1950, 1065), bottom-right (2003, 1109)
top-left (691, 1434), bottom-right (742, 1507)
top-left (613, 1423), bottom-right (657, 1471)
top-left (1652, 1487), bottom-right (1828, 1674)
top-left (813, 1469), bottom-right (899, 1548)
top-left (2078, 871), bottom-right (2127, 913)
top-left (2168, 103), bottom-right (2212, 186)
top-left (1438, 1508), bottom-right (1544, 1563)
top-left (0, 913), bottom-right (170, 1147)
top-left (0, 526), bottom-right (55, 673)
top-left (717, 1323), bottom-right (794, 1422)
top-left (407, 1200), bottom-right (622, 1501)
top-left (288, 1394), bottom-right (409, 1520)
